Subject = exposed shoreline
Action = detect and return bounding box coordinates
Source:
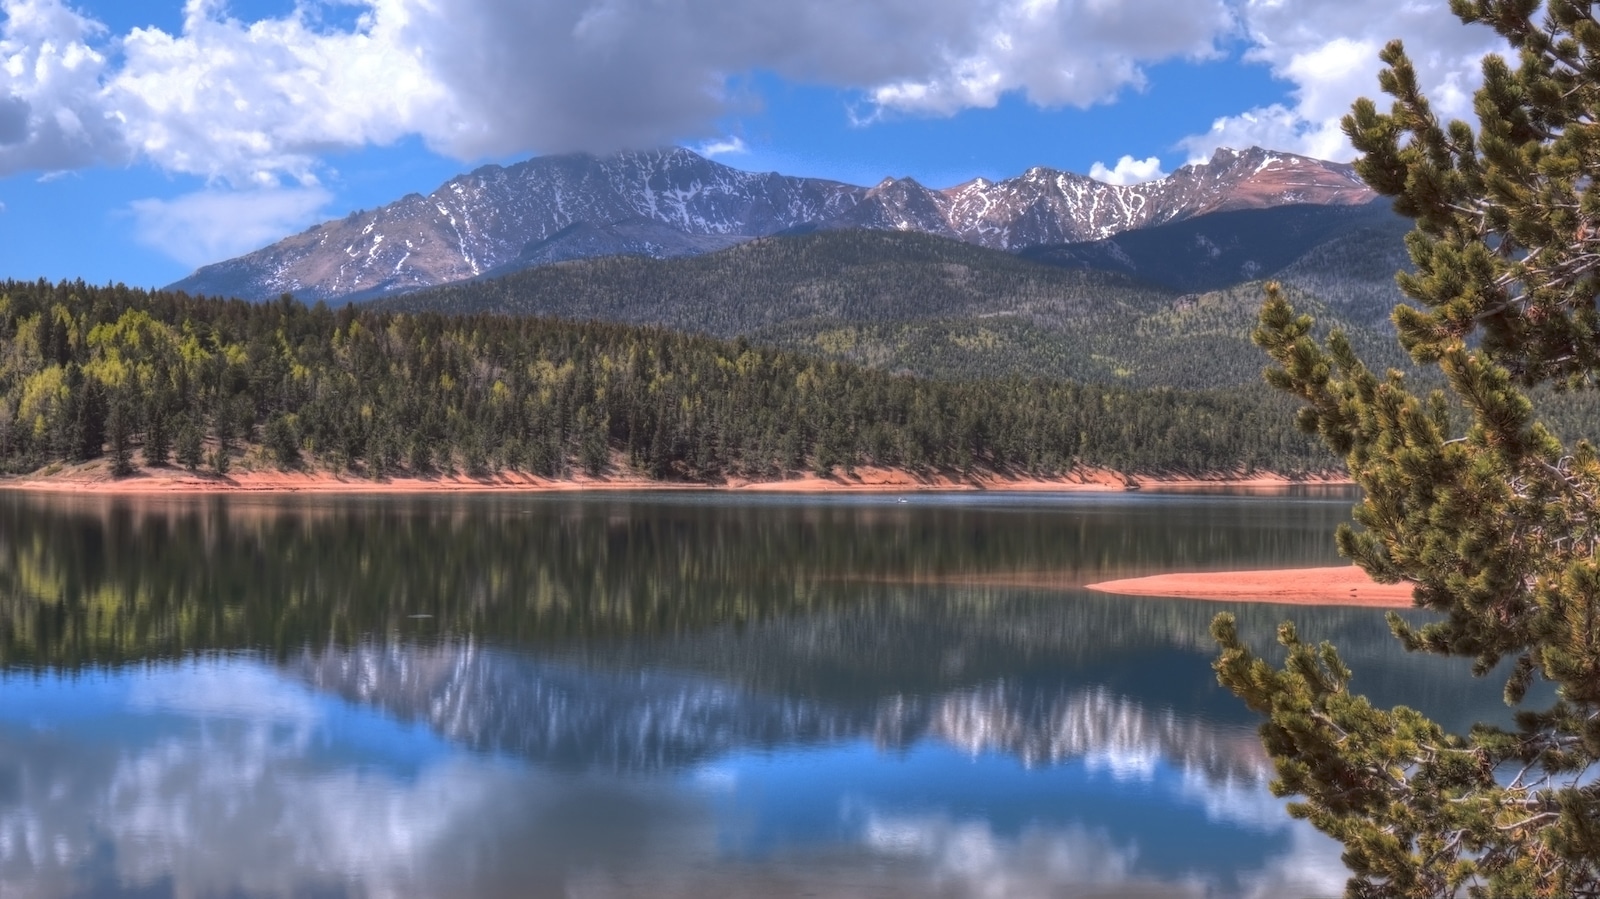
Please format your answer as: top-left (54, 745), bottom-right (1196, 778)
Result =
top-left (1086, 566), bottom-right (1413, 608)
top-left (0, 460), bottom-right (1352, 496)
top-left (7, 462), bottom-right (1391, 611)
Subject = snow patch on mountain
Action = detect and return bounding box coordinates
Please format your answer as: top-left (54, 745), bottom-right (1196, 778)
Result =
top-left (169, 146), bottom-right (1374, 302)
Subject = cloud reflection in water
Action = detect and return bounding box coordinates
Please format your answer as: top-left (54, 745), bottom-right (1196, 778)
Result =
top-left (0, 650), bottom-right (1348, 898)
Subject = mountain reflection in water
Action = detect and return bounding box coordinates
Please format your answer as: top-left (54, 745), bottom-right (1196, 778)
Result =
top-left (0, 654), bottom-right (1328, 899)
top-left (0, 490), bottom-right (1506, 897)
top-left (296, 642), bottom-right (1271, 782)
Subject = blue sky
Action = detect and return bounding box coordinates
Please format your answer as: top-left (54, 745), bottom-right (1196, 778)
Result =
top-left (0, 0), bottom-right (1504, 289)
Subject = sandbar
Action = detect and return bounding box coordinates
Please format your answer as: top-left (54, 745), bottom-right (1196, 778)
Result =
top-left (1086, 566), bottom-right (1413, 608)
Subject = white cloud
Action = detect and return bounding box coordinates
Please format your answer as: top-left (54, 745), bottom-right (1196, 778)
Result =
top-left (866, 0), bottom-right (1232, 118)
top-left (109, 0), bottom-right (450, 187)
top-left (1089, 155), bottom-right (1167, 185)
top-left (695, 136), bottom-right (748, 157)
top-left (1178, 1), bottom-right (1507, 162)
top-left (0, 0), bottom-right (1523, 195)
top-left (0, 0), bottom-right (125, 173)
top-left (128, 186), bottom-right (332, 267)
top-left (1181, 103), bottom-right (1318, 160)
top-left (0, 0), bottom-right (1242, 187)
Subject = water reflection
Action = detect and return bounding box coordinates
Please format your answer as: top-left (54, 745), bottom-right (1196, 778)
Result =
top-left (294, 642), bottom-right (1271, 782)
top-left (0, 490), bottom-right (1502, 896)
top-left (0, 657), bottom-right (1341, 899)
top-left (0, 490), bottom-right (1491, 717)
top-left (0, 662), bottom-right (712, 898)
top-left (0, 491), bottom-right (1352, 666)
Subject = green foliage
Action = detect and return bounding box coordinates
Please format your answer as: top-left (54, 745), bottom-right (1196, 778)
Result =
top-left (1021, 200), bottom-right (1407, 296)
top-left (265, 413), bottom-right (300, 469)
top-left (1219, 4), bottom-right (1600, 895)
top-left (143, 398), bottom-right (171, 467)
top-left (1273, 212), bottom-right (1416, 330)
top-left (174, 417), bottom-right (203, 471)
top-left (106, 395), bottom-right (133, 478)
top-left (0, 279), bottom-right (1339, 482)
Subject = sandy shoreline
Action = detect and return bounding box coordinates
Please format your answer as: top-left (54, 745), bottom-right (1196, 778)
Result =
top-left (1086, 566), bottom-right (1413, 608)
top-left (0, 460), bottom-right (1351, 496)
top-left (5, 461), bottom-right (1391, 610)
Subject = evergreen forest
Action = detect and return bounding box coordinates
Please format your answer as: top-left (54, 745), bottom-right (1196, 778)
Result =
top-left (373, 227), bottom-right (1418, 389)
top-left (0, 277), bottom-right (1345, 481)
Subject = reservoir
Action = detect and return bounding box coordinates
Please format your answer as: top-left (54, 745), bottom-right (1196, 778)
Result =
top-left (0, 490), bottom-right (1505, 898)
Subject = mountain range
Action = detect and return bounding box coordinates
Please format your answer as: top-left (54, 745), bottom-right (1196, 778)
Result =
top-left (170, 145), bottom-right (1375, 302)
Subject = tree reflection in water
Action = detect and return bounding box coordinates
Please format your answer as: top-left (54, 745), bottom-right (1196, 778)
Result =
top-left (0, 490), bottom-right (1510, 897)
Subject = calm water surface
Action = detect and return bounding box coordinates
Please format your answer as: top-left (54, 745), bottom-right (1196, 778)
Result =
top-left (0, 489), bottom-right (1507, 898)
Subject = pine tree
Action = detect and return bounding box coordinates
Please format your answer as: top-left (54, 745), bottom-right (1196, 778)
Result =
top-left (107, 396), bottom-right (134, 478)
top-left (209, 445), bottom-right (231, 476)
top-left (265, 413), bottom-right (300, 469)
top-left (175, 417), bottom-right (204, 472)
top-left (402, 434), bottom-right (426, 473)
top-left (143, 400), bottom-right (171, 466)
top-left (1216, 3), bottom-right (1600, 896)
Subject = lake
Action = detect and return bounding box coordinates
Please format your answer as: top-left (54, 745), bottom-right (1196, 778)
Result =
top-left (0, 489), bottom-right (1508, 898)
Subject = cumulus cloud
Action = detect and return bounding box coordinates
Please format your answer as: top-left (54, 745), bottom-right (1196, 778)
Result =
top-left (0, 0), bottom-right (125, 172)
top-left (0, 92), bottom-right (27, 143)
top-left (108, 0), bottom-right (451, 188)
top-left (867, 0), bottom-right (1231, 118)
top-left (128, 186), bottom-right (332, 267)
top-left (1178, 1), bottom-right (1508, 162)
top-left (0, 0), bottom-right (1241, 187)
top-left (0, 0), bottom-right (1528, 240)
top-left (1089, 155), bottom-right (1167, 185)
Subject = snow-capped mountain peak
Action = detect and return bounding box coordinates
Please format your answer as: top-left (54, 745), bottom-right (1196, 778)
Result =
top-left (170, 146), bottom-right (1374, 302)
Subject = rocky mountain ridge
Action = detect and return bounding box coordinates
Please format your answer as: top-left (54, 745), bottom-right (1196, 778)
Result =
top-left (171, 145), bottom-right (1374, 302)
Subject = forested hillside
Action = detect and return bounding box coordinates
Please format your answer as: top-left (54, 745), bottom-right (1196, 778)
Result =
top-left (0, 279), bottom-right (1340, 481)
top-left (371, 229), bottom-right (1415, 388)
top-left (1018, 200), bottom-right (1406, 295)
